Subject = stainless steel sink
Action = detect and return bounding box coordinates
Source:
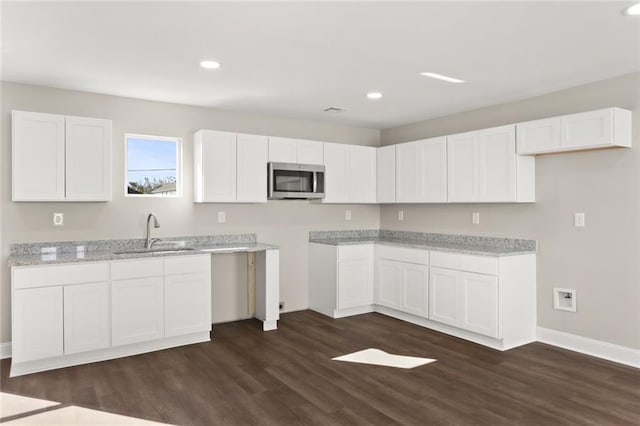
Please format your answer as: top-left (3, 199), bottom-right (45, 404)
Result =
top-left (198, 246), bottom-right (251, 252)
top-left (113, 247), bottom-right (195, 255)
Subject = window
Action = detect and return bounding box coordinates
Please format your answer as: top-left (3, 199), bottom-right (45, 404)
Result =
top-left (125, 134), bottom-right (182, 197)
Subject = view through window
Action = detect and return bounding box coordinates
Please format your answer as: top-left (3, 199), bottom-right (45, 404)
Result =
top-left (125, 134), bottom-right (182, 196)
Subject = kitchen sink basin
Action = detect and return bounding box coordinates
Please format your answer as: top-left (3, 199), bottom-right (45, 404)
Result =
top-left (198, 246), bottom-right (251, 252)
top-left (113, 247), bottom-right (195, 255)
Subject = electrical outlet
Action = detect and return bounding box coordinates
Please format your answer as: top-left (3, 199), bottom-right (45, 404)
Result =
top-left (472, 212), bottom-right (480, 225)
top-left (218, 211), bottom-right (226, 223)
top-left (398, 210), bottom-right (404, 221)
top-left (53, 213), bottom-right (64, 226)
top-left (279, 301), bottom-right (285, 311)
top-left (345, 210), bottom-right (351, 221)
top-left (574, 212), bottom-right (585, 228)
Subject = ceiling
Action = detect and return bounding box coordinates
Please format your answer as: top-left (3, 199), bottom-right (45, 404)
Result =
top-left (2, 1), bottom-right (639, 129)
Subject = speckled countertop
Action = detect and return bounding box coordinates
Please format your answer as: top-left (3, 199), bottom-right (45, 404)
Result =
top-left (9, 234), bottom-right (278, 267)
top-left (309, 230), bottom-right (537, 257)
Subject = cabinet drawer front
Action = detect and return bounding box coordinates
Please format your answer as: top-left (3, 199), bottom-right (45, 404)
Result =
top-left (337, 245), bottom-right (374, 260)
top-left (164, 255), bottom-right (210, 275)
top-left (377, 245), bottom-right (429, 265)
top-left (13, 263), bottom-right (109, 289)
top-left (111, 258), bottom-right (163, 280)
top-left (430, 251), bottom-right (498, 275)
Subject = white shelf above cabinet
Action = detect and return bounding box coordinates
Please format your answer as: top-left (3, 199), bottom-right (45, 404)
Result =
top-left (516, 107), bottom-right (632, 155)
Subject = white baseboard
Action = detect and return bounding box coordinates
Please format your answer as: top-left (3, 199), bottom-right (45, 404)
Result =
top-left (537, 327), bottom-right (640, 369)
top-left (0, 342), bottom-right (12, 359)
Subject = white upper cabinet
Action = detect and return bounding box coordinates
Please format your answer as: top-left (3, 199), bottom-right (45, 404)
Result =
top-left (65, 116), bottom-right (112, 201)
top-left (447, 131), bottom-right (480, 202)
top-left (323, 143), bottom-right (350, 203)
top-left (348, 145), bottom-right (377, 203)
top-left (12, 111), bottom-right (112, 202)
top-left (397, 137), bottom-right (447, 203)
top-left (194, 130), bottom-right (237, 202)
top-left (237, 133), bottom-right (268, 202)
top-left (516, 117), bottom-right (561, 154)
top-left (323, 143), bottom-right (376, 203)
top-left (194, 130), bottom-right (267, 203)
top-left (478, 125), bottom-right (517, 202)
top-left (268, 137), bottom-right (323, 164)
top-left (376, 145), bottom-right (396, 203)
top-left (448, 125), bottom-right (534, 203)
top-left (517, 107), bottom-right (632, 154)
top-left (296, 139), bottom-right (324, 164)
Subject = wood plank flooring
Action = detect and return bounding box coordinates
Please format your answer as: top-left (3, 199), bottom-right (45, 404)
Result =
top-left (2, 310), bottom-right (639, 425)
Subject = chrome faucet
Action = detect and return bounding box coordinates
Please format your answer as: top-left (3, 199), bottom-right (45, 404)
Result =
top-left (146, 213), bottom-right (161, 249)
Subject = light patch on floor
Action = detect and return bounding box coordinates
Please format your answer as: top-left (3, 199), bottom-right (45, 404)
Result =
top-left (332, 348), bottom-right (436, 369)
top-left (0, 393), bottom-right (172, 425)
top-left (0, 392), bottom-right (59, 418)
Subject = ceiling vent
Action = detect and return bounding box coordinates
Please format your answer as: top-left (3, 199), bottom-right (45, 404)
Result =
top-left (323, 106), bottom-right (347, 113)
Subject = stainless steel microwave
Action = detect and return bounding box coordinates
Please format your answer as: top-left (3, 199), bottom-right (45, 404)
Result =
top-left (268, 162), bottom-right (325, 200)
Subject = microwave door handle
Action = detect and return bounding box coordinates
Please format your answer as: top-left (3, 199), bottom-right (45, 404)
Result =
top-left (313, 171), bottom-right (317, 193)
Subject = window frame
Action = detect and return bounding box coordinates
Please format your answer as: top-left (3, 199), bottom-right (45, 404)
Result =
top-left (124, 133), bottom-right (183, 198)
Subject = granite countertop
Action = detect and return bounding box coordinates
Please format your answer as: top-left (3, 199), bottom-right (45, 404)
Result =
top-left (9, 234), bottom-right (279, 267)
top-left (308, 230), bottom-right (537, 257)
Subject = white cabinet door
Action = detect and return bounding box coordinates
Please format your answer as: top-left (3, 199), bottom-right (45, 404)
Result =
top-left (165, 273), bottom-right (211, 337)
top-left (237, 133), bottom-right (268, 202)
top-left (516, 117), bottom-right (561, 154)
top-left (13, 286), bottom-right (64, 362)
top-left (376, 145), bottom-right (396, 203)
top-left (323, 143), bottom-right (349, 203)
top-left (12, 111), bottom-right (66, 201)
top-left (296, 140), bottom-right (324, 164)
top-left (478, 125), bottom-right (516, 202)
top-left (401, 264), bottom-right (429, 318)
top-left (461, 272), bottom-right (498, 338)
top-left (337, 246), bottom-right (374, 309)
top-left (376, 259), bottom-right (402, 309)
top-left (65, 116), bottom-right (112, 201)
top-left (561, 108), bottom-right (613, 150)
top-left (111, 277), bottom-right (164, 346)
top-left (429, 267), bottom-right (460, 327)
top-left (195, 130), bottom-right (237, 202)
top-left (348, 145), bottom-right (376, 203)
top-left (396, 141), bottom-right (420, 202)
top-left (268, 137), bottom-right (297, 163)
top-left (63, 282), bottom-right (110, 354)
top-left (421, 137), bottom-right (448, 202)
top-left (447, 131), bottom-right (479, 202)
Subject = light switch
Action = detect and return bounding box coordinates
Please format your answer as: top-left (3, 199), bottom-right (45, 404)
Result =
top-left (53, 213), bottom-right (64, 226)
top-left (574, 212), bottom-right (585, 228)
top-left (218, 211), bottom-right (226, 223)
top-left (345, 210), bottom-right (352, 221)
top-left (398, 210), bottom-right (404, 221)
top-left (472, 212), bottom-right (480, 225)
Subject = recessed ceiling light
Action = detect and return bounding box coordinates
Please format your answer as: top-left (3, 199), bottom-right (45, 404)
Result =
top-left (419, 72), bottom-right (465, 83)
top-left (367, 92), bottom-right (383, 100)
top-left (623, 3), bottom-right (640, 15)
top-left (200, 60), bottom-right (220, 69)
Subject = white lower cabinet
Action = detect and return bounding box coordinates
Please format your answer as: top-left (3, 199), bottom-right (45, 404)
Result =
top-left (309, 243), bottom-right (374, 318)
top-left (376, 246), bottom-right (429, 318)
top-left (311, 242), bottom-right (536, 350)
top-left (11, 255), bottom-right (212, 377)
top-left (64, 282), bottom-right (110, 354)
top-left (12, 286), bottom-right (64, 362)
top-left (165, 272), bottom-right (211, 337)
top-left (111, 277), bottom-right (164, 346)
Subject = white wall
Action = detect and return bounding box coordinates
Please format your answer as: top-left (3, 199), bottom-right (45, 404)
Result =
top-left (381, 72), bottom-right (640, 350)
top-left (0, 82), bottom-right (381, 342)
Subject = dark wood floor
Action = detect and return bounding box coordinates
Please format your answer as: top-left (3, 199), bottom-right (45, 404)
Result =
top-left (1, 310), bottom-right (639, 425)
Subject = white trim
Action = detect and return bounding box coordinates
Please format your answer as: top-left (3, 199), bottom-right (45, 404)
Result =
top-left (537, 327), bottom-right (640, 369)
top-left (0, 341), bottom-right (11, 359)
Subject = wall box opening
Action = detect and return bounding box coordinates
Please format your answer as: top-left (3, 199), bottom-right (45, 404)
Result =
top-left (553, 288), bottom-right (576, 312)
